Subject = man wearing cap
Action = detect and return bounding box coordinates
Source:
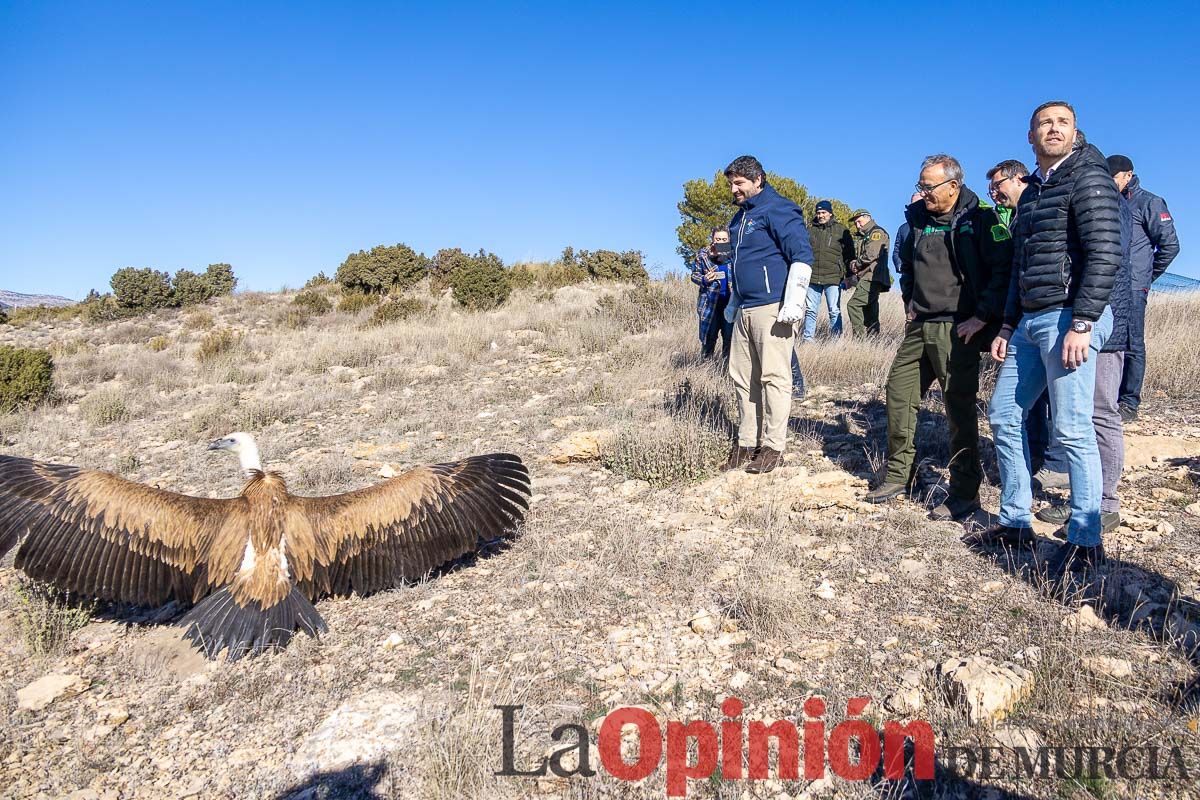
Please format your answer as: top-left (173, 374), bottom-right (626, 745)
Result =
top-left (865, 154), bottom-right (1011, 520)
top-left (719, 155), bottom-right (814, 475)
top-left (1107, 154), bottom-right (1181, 421)
top-left (845, 209), bottom-right (892, 337)
top-left (803, 200), bottom-right (855, 342)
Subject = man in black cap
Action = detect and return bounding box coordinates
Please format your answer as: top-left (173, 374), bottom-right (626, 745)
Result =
top-left (1107, 154), bottom-right (1181, 421)
top-left (845, 209), bottom-right (891, 337)
top-left (803, 200), bottom-right (855, 342)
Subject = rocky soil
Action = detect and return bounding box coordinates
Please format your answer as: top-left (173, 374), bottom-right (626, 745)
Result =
top-left (2, 282), bottom-right (1199, 799)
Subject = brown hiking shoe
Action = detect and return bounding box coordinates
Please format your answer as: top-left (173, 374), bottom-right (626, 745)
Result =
top-left (745, 447), bottom-right (783, 474)
top-left (720, 446), bottom-right (756, 472)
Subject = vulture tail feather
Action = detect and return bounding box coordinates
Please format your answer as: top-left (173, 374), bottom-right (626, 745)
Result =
top-left (179, 586), bottom-right (328, 661)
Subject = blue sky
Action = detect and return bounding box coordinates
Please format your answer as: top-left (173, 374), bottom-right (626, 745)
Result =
top-left (2, 1), bottom-right (1197, 298)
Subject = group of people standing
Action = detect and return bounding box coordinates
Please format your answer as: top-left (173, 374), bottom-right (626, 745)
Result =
top-left (690, 99), bottom-right (1179, 586)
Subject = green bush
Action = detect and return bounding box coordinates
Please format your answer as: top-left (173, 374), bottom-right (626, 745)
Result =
top-left (0, 308), bottom-right (8, 325)
top-left (562, 247), bottom-right (649, 282)
top-left (509, 260), bottom-right (588, 291)
top-left (337, 291), bottom-right (381, 313)
top-left (0, 346), bottom-right (54, 412)
top-left (111, 267), bottom-right (173, 312)
top-left (80, 292), bottom-right (121, 323)
top-left (366, 297), bottom-right (431, 327)
top-left (601, 414), bottom-right (727, 487)
top-left (292, 290), bottom-right (333, 315)
top-left (304, 271), bottom-right (334, 289)
top-left (171, 264), bottom-right (238, 307)
top-left (147, 336), bottom-right (170, 352)
top-left (429, 247), bottom-right (474, 293)
top-left (335, 243), bottom-right (429, 294)
top-left (449, 250), bottom-right (511, 311)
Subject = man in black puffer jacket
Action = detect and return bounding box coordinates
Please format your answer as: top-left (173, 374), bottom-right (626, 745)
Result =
top-left (981, 101), bottom-right (1121, 583)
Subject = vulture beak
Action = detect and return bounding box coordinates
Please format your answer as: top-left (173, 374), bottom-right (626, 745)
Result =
top-left (207, 439), bottom-right (226, 452)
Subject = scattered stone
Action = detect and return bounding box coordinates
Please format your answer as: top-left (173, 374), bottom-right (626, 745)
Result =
top-left (981, 580), bottom-right (1005, 594)
top-left (17, 673), bottom-right (91, 712)
top-left (1151, 487), bottom-right (1187, 503)
top-left (688, 610), bottom-right (719, 635)
top-left (884, 687), bottom-right (923, 714)
top-left (730, 671), bottom-right (751, 690)
top-left (939, 655), bottom-right (1034, 726)
top-left (1081, 656), bottom-right (1133, 679)
top-left (898, 559), bottom-right (927, 580)
top-left (293, 691), bottom-right (443, 773)
top-left (1062, 604), bottom-right (1107, 632)
top-left (549, 430), bottom-right (613, 463)
top-left (813, 580), bottom-right (837, 600)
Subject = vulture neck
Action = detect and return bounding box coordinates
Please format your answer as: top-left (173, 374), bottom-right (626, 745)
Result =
top-left (235, 443), bottom-right (263, 477)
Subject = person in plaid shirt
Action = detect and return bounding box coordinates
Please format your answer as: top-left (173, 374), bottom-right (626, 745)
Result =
top-left (690, 227), bottom-right (734, 359)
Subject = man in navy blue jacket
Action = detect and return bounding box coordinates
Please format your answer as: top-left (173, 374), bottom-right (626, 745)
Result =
top-left (1107, 155), bottom-right (1181, 420)
top-left (720, 155), bottom-right (814, 475)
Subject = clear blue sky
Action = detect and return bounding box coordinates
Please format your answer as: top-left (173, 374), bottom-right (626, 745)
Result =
top-left (2, 1), bottom-right (1197, 298)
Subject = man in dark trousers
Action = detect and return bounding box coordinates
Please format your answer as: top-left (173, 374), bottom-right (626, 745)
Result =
top-left (984, 101), bottom-right (1120, 583)
top-left (1107, 154), bottom-right (1181, 421)
top-left (845, 210), bottom-right (891, 337)
top-left (865, 155), bottom-right (1012, 520)
top-left (803, 200), bottom-right (854, 342)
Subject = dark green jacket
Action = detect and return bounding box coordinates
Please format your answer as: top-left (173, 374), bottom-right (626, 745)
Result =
top-left (852, 222), bottom-right (892, 287)
top-left (898, 187), bottom-right (1013, 325)
top-left (808, 219), bottom-right (855, 285)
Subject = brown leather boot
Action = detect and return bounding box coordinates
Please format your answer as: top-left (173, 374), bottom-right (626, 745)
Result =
top-left (720, 445), bottom-right (756, 472)
top-left (745, 446), bottom-right (783, 474)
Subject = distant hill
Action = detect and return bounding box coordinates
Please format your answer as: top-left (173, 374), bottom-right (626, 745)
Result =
top-left (0, 290), bottom-right (76, 311)
top-left (1153, 272), bottom-right (1200, 294)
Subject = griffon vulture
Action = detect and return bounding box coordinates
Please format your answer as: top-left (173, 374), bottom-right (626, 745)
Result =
top-left (0, 432), bottom-right (530, 660)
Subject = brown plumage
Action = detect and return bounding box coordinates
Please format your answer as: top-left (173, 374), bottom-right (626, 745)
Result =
top-left (0, 432), bottom-right (530, 660)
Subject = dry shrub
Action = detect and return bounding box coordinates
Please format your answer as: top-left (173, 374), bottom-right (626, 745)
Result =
top-left (147, 335), bottom-right (170, 352)
top-left (196, 328), bottom-right (243, 363)
top-left (337, 291), bottom-right (380, 314)
top-left (1144, 292), bottom-right (1200, 398)
top-left (80, 386), bottom-right (132, 425)
top-left (12, 579), bottom-right (95, 656)
top-left (291, 290), bottom-right (333, 316)
top-left (597, 281), bottom-right (690, 334)
top-left (365, 297), bottom-right (430, 328)
top-left (601, 410), bottom-right (727, 486)
top-left (183, 310), bottom-right (215, 331)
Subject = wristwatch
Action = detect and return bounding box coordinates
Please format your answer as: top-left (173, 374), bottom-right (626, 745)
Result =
top-left (1070, 319), bottom-right (1093, 334)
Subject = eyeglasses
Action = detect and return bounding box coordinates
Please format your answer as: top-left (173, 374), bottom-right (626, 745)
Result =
top-left (915, 178), bottom-right (955, 195)
top-left (988, 175), bottom-right (1017, 196)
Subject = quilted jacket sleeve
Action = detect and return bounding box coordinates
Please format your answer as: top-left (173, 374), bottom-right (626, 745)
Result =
top-left (1069, 166), bottom-right (1122, 321)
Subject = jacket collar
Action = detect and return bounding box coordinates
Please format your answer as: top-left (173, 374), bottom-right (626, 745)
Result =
top-left (1123, 174), bottom-right (1142, 199)
top-left (903, 186), bottom-right (980, 228)
top-left (739, 181), bottom-right (777, 210)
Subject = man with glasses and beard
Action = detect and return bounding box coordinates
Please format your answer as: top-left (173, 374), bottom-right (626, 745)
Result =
top-left (865, 155), bottom-right (1012, 521)
top-left (983, 101), bottom-right (1120, 585)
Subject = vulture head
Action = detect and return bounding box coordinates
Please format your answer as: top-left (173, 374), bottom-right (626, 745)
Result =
top-left (207, 431), bottom-right (263, 475)
top-left (0, 436), bottom-right (530, 661)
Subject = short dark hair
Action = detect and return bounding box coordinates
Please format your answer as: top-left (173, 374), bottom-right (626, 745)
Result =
top-left (711, 226), bottom-right (730, 238)
top-left (1029, 100), bottom-right (1076, 131)
top-left (1072, 128), bottom-right (1087, 151)
top-left (986, 159), bottom-right (1029, 181)
top-left (724, 155), bottom-right (765, 183)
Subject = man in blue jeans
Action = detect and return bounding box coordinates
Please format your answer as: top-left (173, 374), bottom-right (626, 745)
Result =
top-left (802, 200), bottom-right (854, 342)
top-left (981, 101), bottom-right (1121, 584)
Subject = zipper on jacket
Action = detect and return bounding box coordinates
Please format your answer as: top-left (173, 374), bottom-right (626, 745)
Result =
top-left (733, 214), bottom-right (749, 290)
top-left (763, 266), bottom-right (770, 294)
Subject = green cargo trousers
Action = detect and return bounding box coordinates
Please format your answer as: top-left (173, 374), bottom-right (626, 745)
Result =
top-left (883, 319), bottom-right (983, 499)
top-left (846, 281), bottom-right (881, 337)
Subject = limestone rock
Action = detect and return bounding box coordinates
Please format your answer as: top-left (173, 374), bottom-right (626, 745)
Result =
top-left (1081, 656), bottom-right (1133, 679)
top-left (1062, 604), bottom-right (1107, 632)
top-left (549, 430), bottom-right (614, 464)
top-left (293, 691), bottom-right (442, 773)
top-left (938, 655), bottom-right (1034, 726)
top-left (17, 673), bottom-right (91, 712)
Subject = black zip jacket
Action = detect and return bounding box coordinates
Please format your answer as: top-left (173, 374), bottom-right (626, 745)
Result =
top-left (1004, 144), bottom-right (1121, 325)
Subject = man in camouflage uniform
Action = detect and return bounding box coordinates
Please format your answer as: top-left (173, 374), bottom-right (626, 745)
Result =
top-left (845, 209), bottom-right (891, 337)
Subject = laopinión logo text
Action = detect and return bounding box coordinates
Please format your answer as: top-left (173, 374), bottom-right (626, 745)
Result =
top-left (496, 698), bottom-right (1192, 797)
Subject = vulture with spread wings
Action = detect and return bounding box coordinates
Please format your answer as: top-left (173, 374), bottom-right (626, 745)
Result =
top-left (0, 432), bottom-right (530, 660)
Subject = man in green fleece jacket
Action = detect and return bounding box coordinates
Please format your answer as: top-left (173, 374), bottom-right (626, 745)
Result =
top-left (803, 200), bottom-right (855, 341)
top-left (865, 154), bottom-right (1013, 522)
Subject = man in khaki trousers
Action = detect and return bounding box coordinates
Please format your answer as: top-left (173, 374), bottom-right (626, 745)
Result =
top-left (720, 155), bottom-right (813, 475)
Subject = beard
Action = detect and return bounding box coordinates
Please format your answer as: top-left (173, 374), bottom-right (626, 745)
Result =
top-left (1037, 137), bottom-right (1073, 160)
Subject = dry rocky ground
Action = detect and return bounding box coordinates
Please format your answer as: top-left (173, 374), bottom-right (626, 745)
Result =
top-left (1, 280), bottom-right (1199, 800)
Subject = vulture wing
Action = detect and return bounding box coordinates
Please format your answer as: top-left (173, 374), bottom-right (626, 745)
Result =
top-left (0, 455), bottom-right (234, 607)
top-left (293, 453), bottom-right (530, 598)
